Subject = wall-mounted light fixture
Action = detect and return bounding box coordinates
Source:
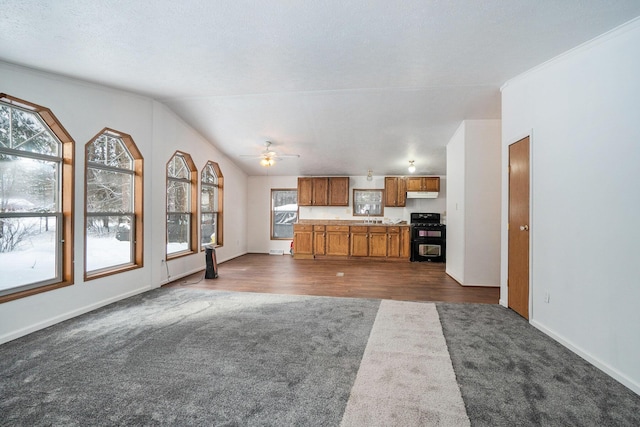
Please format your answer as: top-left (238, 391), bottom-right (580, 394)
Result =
top-left (366, 169), bottom-right (373, 181)
top-left (408, 160), bottom-right (416, 173)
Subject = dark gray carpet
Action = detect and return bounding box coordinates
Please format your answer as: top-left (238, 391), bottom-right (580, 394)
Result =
top-left (0, 288), bottom-right (380, 426)
top-left (436, 303), bottom-right (640, 427)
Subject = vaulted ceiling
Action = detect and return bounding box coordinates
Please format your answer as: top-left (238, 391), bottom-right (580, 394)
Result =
top-left (2, 1), bottom-right (639, 176)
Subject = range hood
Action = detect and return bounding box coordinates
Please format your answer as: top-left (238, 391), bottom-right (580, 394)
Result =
top-left (406, 191), bottom-right (438, 199)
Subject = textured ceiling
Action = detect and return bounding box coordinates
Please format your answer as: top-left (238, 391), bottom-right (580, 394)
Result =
top-left (1, 1), bottom-right (639, 176)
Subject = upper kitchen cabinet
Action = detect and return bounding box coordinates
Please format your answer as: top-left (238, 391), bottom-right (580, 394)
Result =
top-left (298, 177), bottom-right (349, 206)
top-left (328, 177), bottom-right (349, 206)
top-left (384, 177), bottom-right (407, 207)
top-left (406, 176), bottom-right (440, 192)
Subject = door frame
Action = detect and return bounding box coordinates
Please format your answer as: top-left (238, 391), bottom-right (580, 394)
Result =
top-left (504, 132), bottom-right (534, 320)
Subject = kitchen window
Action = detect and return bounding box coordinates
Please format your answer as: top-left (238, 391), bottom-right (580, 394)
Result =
top-left (271, 189), bottom-right (298, 239)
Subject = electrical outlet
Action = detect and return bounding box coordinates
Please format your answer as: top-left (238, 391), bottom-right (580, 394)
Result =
top-left (544, 292), bottom-right (550, 303)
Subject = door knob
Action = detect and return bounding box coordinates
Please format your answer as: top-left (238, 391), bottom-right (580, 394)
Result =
top-left (519, 225), bottom-right (529, 231)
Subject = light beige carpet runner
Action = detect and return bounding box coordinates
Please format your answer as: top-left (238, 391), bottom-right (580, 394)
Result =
top-left (340, 300), bottom-right (470, 426)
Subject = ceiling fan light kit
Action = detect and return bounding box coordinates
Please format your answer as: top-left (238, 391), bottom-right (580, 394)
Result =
top-left (240, 141), bottom-right (300, 168)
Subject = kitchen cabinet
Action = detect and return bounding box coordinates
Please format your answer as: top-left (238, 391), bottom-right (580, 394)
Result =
top-left (368, 227), bottom-right (388, 257)
top-left (293, 224), bottom-right (313, 259)
top-left (313, 225), bottom-right (326, 256)
top-left (384, 177), bottom-right (407, 207)
top-left (400, 226), bottom-right (411, 258)
top-left (328, 177), bottom-right (349, 206)
top-left (326, 225), bottom-right (350, 256)
top-left (298, 177), bottom-right (349, 206)
top-left (351, 226), bottom-right (387, 257)
top-left (406, 176), bottom-right (440, 192)
top-left (350, 226), bottom-right (369, 257)
top-left (387, 226), bottom-right (401, 258)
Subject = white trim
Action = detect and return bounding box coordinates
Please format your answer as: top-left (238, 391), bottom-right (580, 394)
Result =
top-left (0, 286), bottom-right (151, 345)
top-left (531, 319), bottom-right (640, 396)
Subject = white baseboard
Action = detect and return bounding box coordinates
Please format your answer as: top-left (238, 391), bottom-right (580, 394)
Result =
top-left (0, 286), bottom-right (151, 345)
top-left (531, 319), bottom-right (640, 396)
top-left (499, 298), bottom-right (508, 307)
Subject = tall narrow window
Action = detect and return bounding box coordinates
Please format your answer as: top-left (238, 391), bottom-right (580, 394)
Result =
top-left (271, 189), bottom-right (298, 239)
top-left (0, 94), bottom-right (74, 303)
top-left (200, 161), bottom-right (223, 248)
top-left (85, 129), bottom-right (143, 279)
top-left (167, 151), bottom-right (197, 258)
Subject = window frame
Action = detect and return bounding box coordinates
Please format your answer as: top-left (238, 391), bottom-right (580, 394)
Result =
top-left (166, 151), bottom-right (198, 259)
top-left (84, 128), bottom-right (143, 280)
top-left (0, 94), bottom-right (74, 303)
top-left (270, 188), bottom-right (298, 240)
top-left (200, 161), bottom-right (223, 250)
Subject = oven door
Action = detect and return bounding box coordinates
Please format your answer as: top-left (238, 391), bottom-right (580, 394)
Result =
top-left (411, 240), bottom-right (445, 262)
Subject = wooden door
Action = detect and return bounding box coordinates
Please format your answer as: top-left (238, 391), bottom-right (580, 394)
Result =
top-left (313, 226), bottom-right (326, 256)
top-left (297, 178), bottom-right (313, 206)
top-left (293, 225), bottom-right (313, 258)
top-left (312, 177), bottom-right (328, 205)
top-left (406, 177), bottom-right (423, 191)
top-left (328, 177), bottom-right (349, 206)
top-left (508, 137), bottom-right (530, 319)
top-left (326, 226), bottom-right (350, 256)
top-left (384, 177), bottom-right (398, 207)
top-left (424, 177), bottom-right (440, 192)
top-left (400, 227), bottom-right (411, 258)
top-left (387, 228), bottom-right (400, 258)
top-left (368, 228), bottom-right (387, 257)
top-left (397, 177), bottom-right (407, 206)
top-left (350, 228), bottom-right (369, 257)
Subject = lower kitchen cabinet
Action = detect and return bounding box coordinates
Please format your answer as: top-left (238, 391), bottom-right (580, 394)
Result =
top-left (326, 226), bottom-right (350, 257)
top-left (350, 226), bottom-right (369, 257)
top-left (313, 225), bottom-right (326, 255)
top-left (293, 224), bottom-right (313, 259)
top-left (292, 222), bottom-right (410, 260)
top-left (368, 227), bottom-right (388, 257)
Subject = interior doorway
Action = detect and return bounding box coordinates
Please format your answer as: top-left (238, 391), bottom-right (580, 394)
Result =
top-left (508, 136), bottom-right (530, 319)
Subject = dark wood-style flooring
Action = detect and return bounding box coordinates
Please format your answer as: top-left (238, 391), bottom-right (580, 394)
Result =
top-left (165, 254), bottom-right (500, 304)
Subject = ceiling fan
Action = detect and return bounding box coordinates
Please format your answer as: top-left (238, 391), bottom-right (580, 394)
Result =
top-left (240, 141), bottom-right (300, 167)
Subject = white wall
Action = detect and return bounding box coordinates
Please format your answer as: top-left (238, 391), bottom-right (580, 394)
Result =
top-left (500, 19), bottom-right (640, 394)
top-left (0, 62), bottom-right (248, 343)
top-left (446, 120), bottom-right (501, 287)
top-left (446, 124), bottom-right (466, 283)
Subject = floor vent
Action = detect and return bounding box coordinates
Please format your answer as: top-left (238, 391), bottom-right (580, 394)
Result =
top-left (269, 249), bottom-right (285, 255)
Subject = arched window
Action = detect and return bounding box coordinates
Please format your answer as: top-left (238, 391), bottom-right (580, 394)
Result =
top-left (166, 151), bottom-right (197, 258)
top-left (200, 161), bottom-right (223, 248)
top-left (0, 94), bottom-right (74, 303)
top-left (85, 128), bottom-right (143, 279)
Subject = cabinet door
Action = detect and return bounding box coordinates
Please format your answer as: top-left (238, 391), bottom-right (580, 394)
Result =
top-left (350, 227), bottom-right (369, 257)
top-left (400, 227), bottom-right (411, 258)
top-left (313, 227), bottom-right (327, 255)
top-left (406, 177), bottom-right (423, 191)
top-left (384, 177), bottom-right (398, 207)
top-left (298, 178), bottom-right (313, 206)
top-left (397, 177), bottom-right (407, 207)
top-left (293, 226), bottom-right (313, 256)
top-left (326, 226), bottom-right (350, 256)
top-left (312, 177), bottom-right (328, 205)
top-left (387, 228), bottom-right (401, 258)
top-left (369, 231), bottom-right (387, 257)
top-left (328, 177), bottom-right (349, 206)
top-left (424, 177), bottom-right (440, 192)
